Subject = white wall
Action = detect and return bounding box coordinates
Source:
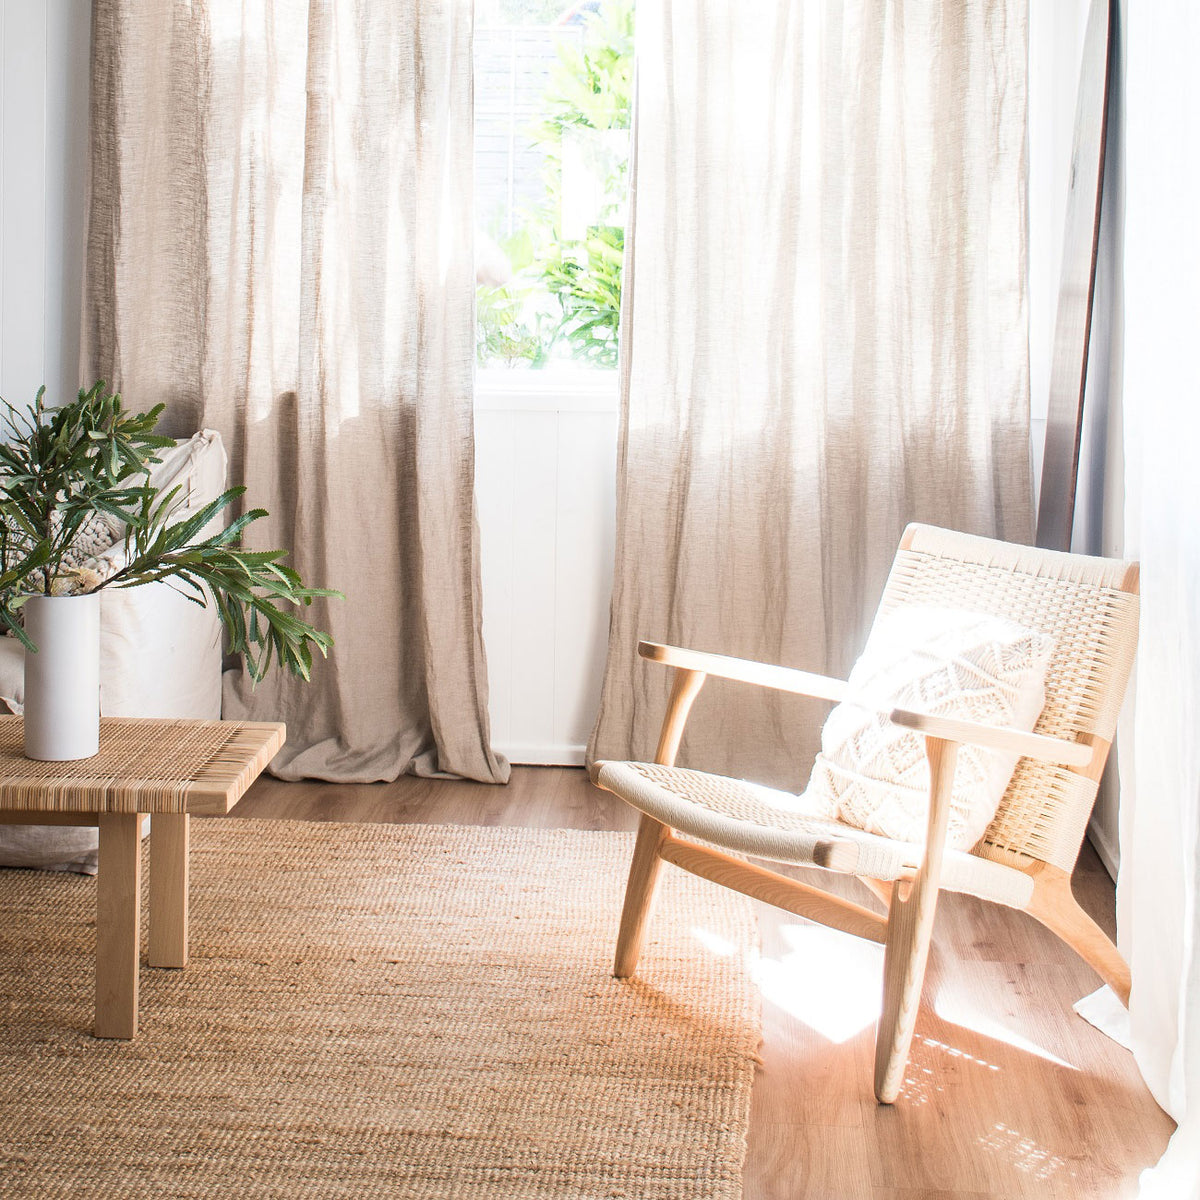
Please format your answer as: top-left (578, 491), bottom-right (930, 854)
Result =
top-left (475, 377), bottom-right (617, 765)
top-left (0, 1), bottom-right (90, 411)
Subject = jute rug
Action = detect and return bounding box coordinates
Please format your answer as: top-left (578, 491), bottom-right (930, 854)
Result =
top-left (0, 820), bottom-right (759, 1198)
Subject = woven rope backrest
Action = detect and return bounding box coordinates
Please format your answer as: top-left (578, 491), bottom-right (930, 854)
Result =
top-left (874, 525), bottom-right (1139, 873)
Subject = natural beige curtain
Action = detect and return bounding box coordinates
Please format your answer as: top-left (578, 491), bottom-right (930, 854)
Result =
top-left (84, 0), bottom-right (508, 783)
top-left (589, 2), bottom-right (1032, 788)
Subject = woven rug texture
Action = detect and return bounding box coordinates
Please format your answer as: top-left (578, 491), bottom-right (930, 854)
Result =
top-left (0, 820), bottom-right (759, 1198)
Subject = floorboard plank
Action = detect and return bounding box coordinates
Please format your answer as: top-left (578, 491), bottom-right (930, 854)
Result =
top-left (745, 1122), bottom-right (875, 1200)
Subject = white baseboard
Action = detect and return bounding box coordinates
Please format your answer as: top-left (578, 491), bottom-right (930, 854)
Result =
top-left (1087, 821), bottom-right (1120, 881)
top-left (497, 742), bottom-right (587, 767)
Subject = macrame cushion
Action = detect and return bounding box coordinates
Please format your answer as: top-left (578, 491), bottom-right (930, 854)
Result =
top-left (53, 510), bottom-right (124, 593)
top-left (804, 606), bottom-right (1055, 851)
top-left (60, 509), bottom-right (122, 568)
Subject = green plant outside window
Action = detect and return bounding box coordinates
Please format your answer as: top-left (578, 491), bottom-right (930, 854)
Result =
top-left (476, 0), bottom-right (634, 370)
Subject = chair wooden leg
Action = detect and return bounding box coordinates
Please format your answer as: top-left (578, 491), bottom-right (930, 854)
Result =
top-left (614, 813), bottom-right (671, 978)
top-left (874, 736), bottom-right (956, 1104)
top-left (611, 664), bottom-right (705, 978)
top-left (874, 877), bottom-right (939, 1103)
top-left (1025, 866), bottom-right (1131, 1005)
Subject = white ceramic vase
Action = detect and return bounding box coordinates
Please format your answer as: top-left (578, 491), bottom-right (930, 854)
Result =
top-left (22, 593), bottom-right (101, 761)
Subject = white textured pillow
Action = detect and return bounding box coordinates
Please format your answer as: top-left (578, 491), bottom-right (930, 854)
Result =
top-left (804, 606), bottom-right (1055, 850)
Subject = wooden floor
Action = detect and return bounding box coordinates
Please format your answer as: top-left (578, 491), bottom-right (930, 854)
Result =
top-left (233, 766), bottom-right (1175, 1200)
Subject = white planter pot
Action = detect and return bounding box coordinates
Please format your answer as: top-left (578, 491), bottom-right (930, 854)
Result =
top-left (23, 594), bottom-right (101, 761)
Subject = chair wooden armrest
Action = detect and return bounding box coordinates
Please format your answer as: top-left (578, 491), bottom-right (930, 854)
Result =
top-left (638, 640), bottom-right (850, 705)
top-left (639, 641), bottom-right (1088, 768)
top-left (888, 708), bottom-right (1092, 768)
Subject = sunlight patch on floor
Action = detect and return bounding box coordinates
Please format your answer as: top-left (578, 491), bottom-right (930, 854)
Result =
top-left (747, 922), bottom-right (884, 1043)
top-left (896, 1035), bottom-right (1002, 1104)
top-left (690, 926), bottom-right (738, 957)
top-left (933, 986), bottom-right (1079, 1071)
top-left (917, 1033), bottom-right (1002, 1073)
top-left (692, 916), bottom-right (1080, 1075)
top-left (979, 1122), bottom-right (1073, 1183)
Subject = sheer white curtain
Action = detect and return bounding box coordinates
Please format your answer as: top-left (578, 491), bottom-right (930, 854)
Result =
top-left (589, 1), bottom-right (1032, 784)
top-left (1119, 3), bottom-right (1200, 1192)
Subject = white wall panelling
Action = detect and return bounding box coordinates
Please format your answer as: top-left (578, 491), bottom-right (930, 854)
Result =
top-left (475, 376), bottom-right (618, 765)
top-left (0, 0), bottom-right (89, 411)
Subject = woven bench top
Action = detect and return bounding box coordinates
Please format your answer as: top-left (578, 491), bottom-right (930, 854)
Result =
top-left (0, 717), bottom-right (285, 815)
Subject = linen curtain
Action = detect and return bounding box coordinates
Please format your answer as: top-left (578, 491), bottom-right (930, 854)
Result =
top-left (83, 0), bottom-right (508, 783)
top-left (589, 2), bottom-right (1032, 786)
top-left (1116, 3), bottom-right (1200, 1191)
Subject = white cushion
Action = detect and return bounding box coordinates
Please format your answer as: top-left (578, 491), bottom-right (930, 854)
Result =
top-left (0, 824), bottom-right (101, 874)
top-left (96, 429), bottom-right (228, 720)
top-left (135, 430), bottom-right (229, 540)
top-left (803, 606), bottom-right (1054, 851)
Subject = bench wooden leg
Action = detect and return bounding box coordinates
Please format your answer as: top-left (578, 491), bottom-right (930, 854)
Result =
top-left (95, 813), bottom-right (141, 1039)
top-left (149, 813), bottom-right (189, 969)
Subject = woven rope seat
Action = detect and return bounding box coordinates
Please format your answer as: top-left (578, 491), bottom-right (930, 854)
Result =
top-left (596, 760), bottom-right (1034, 907)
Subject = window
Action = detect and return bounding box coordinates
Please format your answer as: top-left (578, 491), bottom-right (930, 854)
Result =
top-left (474, 0), bottom-right (634, 372)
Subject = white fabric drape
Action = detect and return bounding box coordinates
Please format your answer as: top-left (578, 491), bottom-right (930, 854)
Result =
top-left (589, 1), bottom-right (1032, 785)
top-left (1118, 3), bottom-right (1200, 1192)
top-left (83, 0), bottom-right (508, 783)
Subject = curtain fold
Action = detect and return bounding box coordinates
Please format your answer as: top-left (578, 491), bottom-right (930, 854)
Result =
top-left (589, 1), bottom-right (1032, 787)
top-left (83, 0), bottom-right (508, 783)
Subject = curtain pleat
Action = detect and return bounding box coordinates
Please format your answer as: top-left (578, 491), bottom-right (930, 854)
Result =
top-left (589, 1), bottom-right (1032, 789)
top-left (83, 0), bottom-right (508, 784)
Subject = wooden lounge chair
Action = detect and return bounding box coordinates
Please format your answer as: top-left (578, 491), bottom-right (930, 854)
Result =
top-left (593, 523), bottom-right (1140, 1103)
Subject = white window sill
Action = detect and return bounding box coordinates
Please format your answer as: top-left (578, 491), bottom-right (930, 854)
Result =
top-left (474, 366), bottom-right (619, 413)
